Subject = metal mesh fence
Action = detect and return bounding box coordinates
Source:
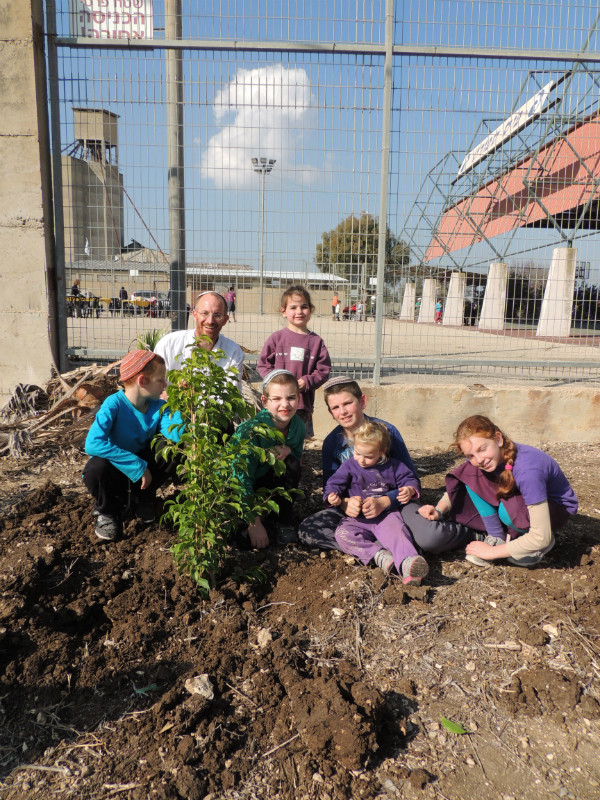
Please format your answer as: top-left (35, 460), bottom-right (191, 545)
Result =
top-left (51, 1), bottom-right (600, 383)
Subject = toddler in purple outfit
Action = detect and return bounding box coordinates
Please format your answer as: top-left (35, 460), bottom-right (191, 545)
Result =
top-left (324, 421), bottom-right (429, 585)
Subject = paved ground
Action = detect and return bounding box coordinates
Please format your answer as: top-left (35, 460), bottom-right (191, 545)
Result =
top-left (66, 311), bottom-right (600, 385)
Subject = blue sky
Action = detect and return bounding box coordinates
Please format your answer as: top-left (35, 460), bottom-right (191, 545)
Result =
top-left (56, 1), bottom-right (600, 280)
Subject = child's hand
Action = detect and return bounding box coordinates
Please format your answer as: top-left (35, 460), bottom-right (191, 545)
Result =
top-left (466, 540), bottom-right (509, 561)
top-left (248, 519), bottom-right (269, 549)
top-left (273, 445), bottom-right (291, 460)
top-left (297, 377), bottom-right (307, 391)
top-left (418, 504), bottom-right (438, 520)
top-left (345, 496), bottom-right (362, 518)
top-left (397, 486), bottom-right (417, 504)
top-left (362, 496), bottom-right (390, 518)
top-left (327, 492), bottom-right (341, 506)
top-left (140, 469), bottom-right (153, 490)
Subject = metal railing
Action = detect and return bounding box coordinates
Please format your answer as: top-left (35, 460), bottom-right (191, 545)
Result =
top-left (49, 1), bottom-right (600, 383)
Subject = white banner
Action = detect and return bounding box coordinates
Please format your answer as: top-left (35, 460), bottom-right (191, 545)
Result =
top-left (457, 80), bottom-right (557, 178)
top-left (70, 0), bottom-right (154, 40)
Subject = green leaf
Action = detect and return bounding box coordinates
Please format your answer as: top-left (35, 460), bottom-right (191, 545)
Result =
top-left (134, 683), bottom-right (159, 696)
top-left (440, 717), bottom-right (468, 735)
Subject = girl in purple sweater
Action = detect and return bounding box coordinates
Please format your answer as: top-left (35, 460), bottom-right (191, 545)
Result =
top-left (325, 421), bottom-right (429, 585)
top-left (418, 415), bottom-right (578, 568)
top-left (258, 285), bottom-right (331, 436)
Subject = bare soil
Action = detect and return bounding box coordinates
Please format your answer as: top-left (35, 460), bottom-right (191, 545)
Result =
top-left (1, 432), bottom-right (600, 800)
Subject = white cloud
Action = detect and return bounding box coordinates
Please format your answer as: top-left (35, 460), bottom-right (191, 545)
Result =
top-left (201, 64), bottom-right (316, 189)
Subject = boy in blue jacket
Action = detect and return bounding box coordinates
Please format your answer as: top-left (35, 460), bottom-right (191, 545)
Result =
top-left (83, 350), bottom-right (183, 541)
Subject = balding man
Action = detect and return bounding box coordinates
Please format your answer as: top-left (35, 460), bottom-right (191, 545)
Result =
top-left (155, 291), bottom-right (244, 381)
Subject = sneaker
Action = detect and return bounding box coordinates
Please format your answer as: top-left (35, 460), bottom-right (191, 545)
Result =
top-left (401, 555), bottom-right (429, 586)
top-left (465, 535), bottom-right (504, 567)
top-left (374, 548), bottom-right (395, 574)
top-left (277, 525), bottom-right (298, 545)
top-left (95, 513), bottom-right (120, 541)
top-left (133, 497), bottom-right (156, 524)
top-left (507, 552), bottom-right (544, 568)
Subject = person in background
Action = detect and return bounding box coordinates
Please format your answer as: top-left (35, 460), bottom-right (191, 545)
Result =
top-left (435, 300), bottom-right (442, 324)
top-left (417, 415), bottom-right (578, 568)
top-left (82, 351), bottom-right (184, 542)
top-left (225, 285), bottom-right (236, 322)
top-left (258, 285), bottom-right (331, 437)
top-left (332, 292), bottom-right (339, 321)
top-left (119, 286), bottom-right (128, 301)
top-left (70, 278), bottom-right (82, 317)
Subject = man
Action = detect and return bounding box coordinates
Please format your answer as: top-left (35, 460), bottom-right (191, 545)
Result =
top-left (154, 291), bottom-right (244, 383)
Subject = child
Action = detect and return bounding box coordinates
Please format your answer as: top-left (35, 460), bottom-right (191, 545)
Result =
top-left (232, 370), bottom-right (306, 548)
top-left (225, 285), bottom-right (236, 322)
top-left (324, 421), bottom-right (428, 585)
top-left (418, 415), bottom-right (578, 567)
top-left (83, 350), bottom-right (184, 541)
top-left (257, 285), bottom-right (331, 437)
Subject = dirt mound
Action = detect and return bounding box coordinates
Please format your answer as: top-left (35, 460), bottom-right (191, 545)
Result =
top-left (1, 444), bottom-right (600, 799)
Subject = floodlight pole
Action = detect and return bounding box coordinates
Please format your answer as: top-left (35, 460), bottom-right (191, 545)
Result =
top-left (252, 157), bottom-right (276, 314)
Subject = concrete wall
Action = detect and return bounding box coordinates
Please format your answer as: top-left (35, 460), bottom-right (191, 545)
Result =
top-left (311, 383), bottom-right (600, 448)
top-left (0, 0), bottom-right (54, 403)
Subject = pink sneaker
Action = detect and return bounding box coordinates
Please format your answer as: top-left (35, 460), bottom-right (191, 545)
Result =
top-left (401, 555), bottom-right (429, 586)
top-left (374, 548), bottom-right (395, 574)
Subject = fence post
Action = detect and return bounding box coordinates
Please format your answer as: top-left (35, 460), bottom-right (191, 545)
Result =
top-left (166, 0), bottom-right (187, 331)
top-left (373, 0), bottom-right (394, 385)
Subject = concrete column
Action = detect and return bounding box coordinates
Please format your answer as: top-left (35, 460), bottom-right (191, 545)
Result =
top-left (399, 282), bottom-right (416, 320)
top-left (0, 0), bottom-right (55, 403)
top-left (536, 247), bottom-right (577, 338)
top-left (418, 278), bottom-right (437, 324)
top-left (478, 261), bottom-right (508, 331)
top-left (443, 272), bottom-right (466, 326)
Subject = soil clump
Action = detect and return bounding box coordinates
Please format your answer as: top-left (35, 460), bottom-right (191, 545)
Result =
top-left (1, 436), bottom-right (600, 800)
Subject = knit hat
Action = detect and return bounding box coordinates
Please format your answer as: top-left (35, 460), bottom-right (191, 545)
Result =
top-left (321, 375), bottom-right (357, 392)
top-left (262, 369), bottom-right (297, 392)
top-left (120, 350), bottom-right (157, 382)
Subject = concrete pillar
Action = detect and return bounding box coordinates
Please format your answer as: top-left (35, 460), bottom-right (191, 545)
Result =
top-left (478, 261), bottom-right (508, 331)
top-left (0, 0), bottom-right (55, 403)
top-left (443, 272), bottom-right (466, 326)
top-left (418, 278), bottom-right (437, 324)
top-left (399, 282), bottom-right (416, 320)
top-left (536, 247), bottom-right (577, 338)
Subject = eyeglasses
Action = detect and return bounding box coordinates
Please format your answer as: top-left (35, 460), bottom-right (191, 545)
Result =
top-left (195, 311), bottom-right (225, 321)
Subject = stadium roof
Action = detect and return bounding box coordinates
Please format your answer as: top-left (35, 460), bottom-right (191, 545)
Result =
top-left (425, 109), bottom-right (600, 261)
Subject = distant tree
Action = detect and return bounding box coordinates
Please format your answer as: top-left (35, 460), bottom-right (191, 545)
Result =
top-left (572, 284), bottom-right (600, 330)
top-left (315, 213), bottom-right (410, 292)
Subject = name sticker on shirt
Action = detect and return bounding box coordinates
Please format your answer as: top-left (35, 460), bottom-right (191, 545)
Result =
top-left (289, 347), bottom-right (305, 362)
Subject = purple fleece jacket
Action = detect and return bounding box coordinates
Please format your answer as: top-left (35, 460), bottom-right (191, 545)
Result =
top-left (257, 328), bottom-right (331, 413)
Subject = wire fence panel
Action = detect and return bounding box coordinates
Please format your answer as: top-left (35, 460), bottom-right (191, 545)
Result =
top-left (52, 1), bottom-right (600, 382)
